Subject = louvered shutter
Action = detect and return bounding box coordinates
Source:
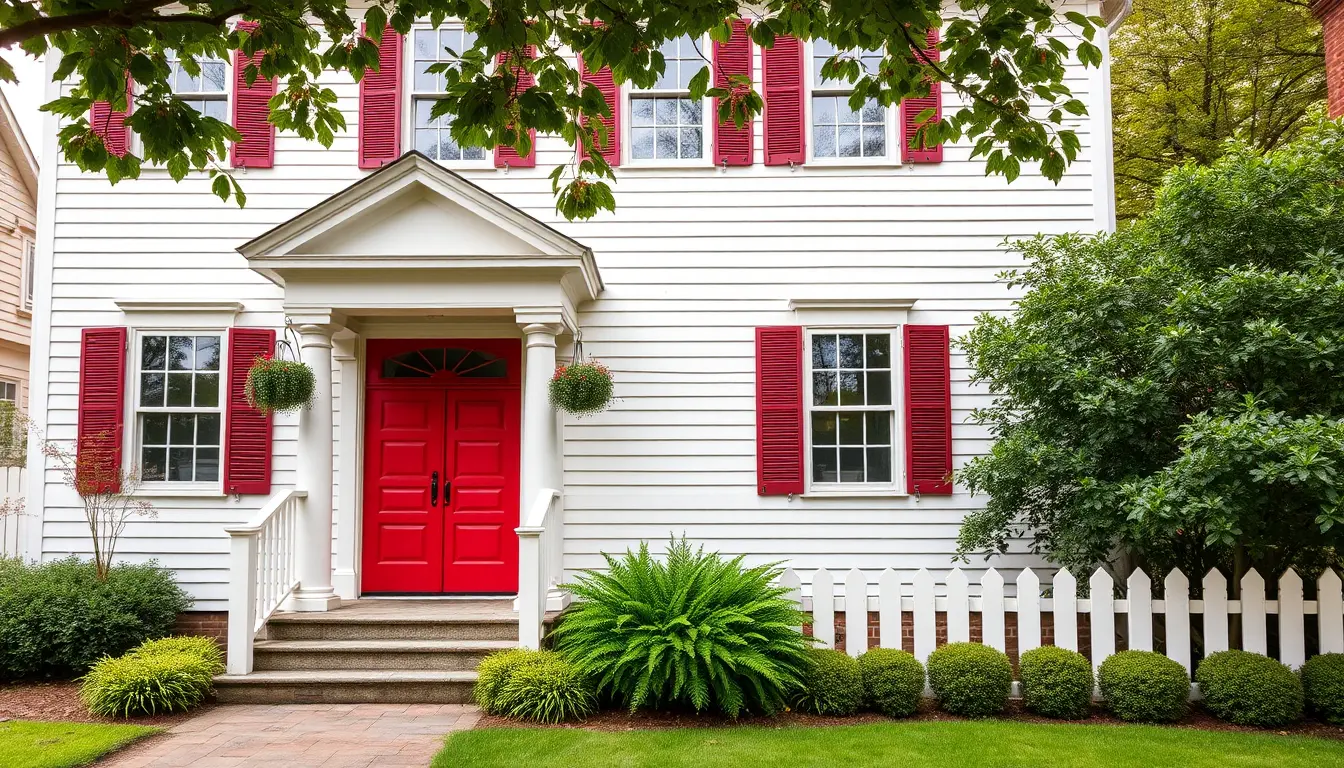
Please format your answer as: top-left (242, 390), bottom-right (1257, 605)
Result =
top-left (230, 21), bottom-right (277, 168)
top-left (89, 80), bottom-right (134, 158)
top-left (900, 27), bottom-right (943, 164)
top-left (358, 24), bottom-right (403, 169)
top-left (904, 325), bottom-right (952, 495)
top-left (761, 35), bottom-right (804, 166)
top-left (578, 56), bottom-right (621, 165)
top-left (494, 46), bottom-right (538, 168)
top-left (77, 327), bottom-right (128, 493)
top-left (756, 326), bottom-right (804, 495)
top-left (223, 328), bottom-right (275, 495)
top-left (713, 19), bottom-right (754, 166)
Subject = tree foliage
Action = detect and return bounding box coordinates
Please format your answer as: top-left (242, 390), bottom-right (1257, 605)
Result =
top-left (1110, 0), bottom-right (1325, 220)
top-left (957, 119), bottom-right (1344, 579)
top-left (0, 1), bottom-right (1106, 218)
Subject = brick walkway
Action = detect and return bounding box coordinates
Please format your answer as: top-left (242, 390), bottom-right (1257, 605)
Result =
top-left (103, 704), bottom-right (479, 768)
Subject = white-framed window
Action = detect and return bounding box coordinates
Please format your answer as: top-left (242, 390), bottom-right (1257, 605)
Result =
top-left (165, 49), bottom-right (229, 120)
top-left (626, 35), bottom-right (711, 165)
top-left (133, 332), bottom-right (224, 484)
top-left (805, 330), bottom-right (901, 491)
top-left (408, 26), bottom-right (489, 165)
top-left (0, 380), bottom-right (16, 403)
top-left (20, 237), bottom-right (34, 310)
top-left (806, 41), bottom-right (893, 162)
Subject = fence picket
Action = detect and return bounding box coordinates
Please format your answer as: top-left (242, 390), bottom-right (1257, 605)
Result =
top-left (1164, 569), bottom-right (1191, 673)
top-left (1017, 569), bottom-right (1042, 655)
top-left (1203, 569), bottom-right (1229, 654)
top-left (813, 569), bottom-right (835, 649)
top-left (1321, 569), bottom-right (1344, 654)
top-left (1090, 569), bottom-right (1115, 663)
top-left (946, 568), bottom-right (970, 643)
top-left (913, 568), bottom-right (936, 665)
top-left (1241, 569), bottom-right (1267, 655)
top-left (878, 569), bottom-right (902, 651)
top-left (1127, 569), bottom-right (1153, 652)
top-left (845, 568), bottom-right (867, 657)
top-left (981, 569), bottom-right (1005, 653)
top-left (1053, 569), bottom-right (1078, 652)
top-left (1279, 569), bottom-right (1305, 670)
top-left (780, 568), bottom-right (803, 634)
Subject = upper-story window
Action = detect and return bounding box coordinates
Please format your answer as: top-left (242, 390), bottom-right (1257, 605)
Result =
top-left (411, 27), bottom-right (487, 163)
top-left (166, 49), bottom-right (228, 119)
top-left (809, 41), bottom-right (889, 161)
top-left (628, 35), bottom-right (708, 163)
top-left (807, 331), bottom-right (898, 489)
top-left (136, 332), bottom-right (223, 484)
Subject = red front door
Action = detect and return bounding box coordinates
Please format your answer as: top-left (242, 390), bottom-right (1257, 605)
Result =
top-left (361, 340), bottom-right (521, 594)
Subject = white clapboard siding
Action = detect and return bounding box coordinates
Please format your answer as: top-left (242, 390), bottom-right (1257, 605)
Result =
top-left (0, 467), bottom-right (25, 557)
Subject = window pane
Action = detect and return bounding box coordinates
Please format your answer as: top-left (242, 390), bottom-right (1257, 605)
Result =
top-left (862, 125), bottom-right (885, 157)
top-left (463, 145), bottom-right (484, 160)
top-left (679, 128), bottom-right (702, 159)
top-left (813, 96), bottom-right (836, 125)
top-left (169, 336), bottom-right (194, 370)
top-left (142, 413), bottom-right (169, 445)
top-left (838, 335), bottom-right (864, 368)
top-left (839, 448), bottom-right (865, 482)
top-left (679, 98), bottom-right (701, 124)
top-left (141, 447), bottom-right (166, 481)
top-left (169, 414), bottom-right (195, 445)
top-left (438, 132), bottom-right (460, 160)
top-left (838, 371), bottom-right (864, 405)
top-left (838, 412), bottom-right (863, 445)
top-left (201, 61), bottom-right (226, 92)
top-left (867, 447), bottom-right (892, 483)
top-left (141, 336), bottom-right (167, 370)
top-left (195, 373), bottom-right (219, 407)
top-left (414, 29), bottom-right (437, 59)
top-left (196, 336), bottom-right (220, 370)
top-left (655, 98), bottom-right (678, 125)
top-left (197, 414), bottom-right (221, 446)
top-left (813, 371), bottom-right (837, 406)
top-left (174, 67), bottom-right (200, 93)
top-left (865, 411), bottom-right (891, 445)
top-left (203, 99), bottom-right (227, 120)
top-left (812, 335), bottom-right (837, 369)
top-left (814, 125), bottom-right (836, 158)
top-left (866, 371), bottom-right (891, 405)
top-left (416, 128), bottom-right (438, 158)
top-left (415, 99), bottom-right (436, 128)
top-left (631, 97), bottom-right (655, 126)
top-left (861, 99), bottom-right (885, 123)
top-left (196, 448), bottom-right (220, 482)
top-left (866, 334), bottom-right (890, 368)
top-left (140, 373), bottom-right (165, 407)
top-left (655, 128), bottom-right (678, 158)
top-left (415, 61), bottom-right (438, 92)
top-left (838, 125), bottom-right (860, 157)
top-left (166, 373), bottom-right (193, 406)
top-left (836, 100), bottom-right (860, 124)
top-left (630, 128), bottom-right (655, 159)
top-left (812, 447), bottom-right (838, 483)
top-left (168, 447), bottom-right (194, 481)
top-left (812, 412), bottom-right (836, 445)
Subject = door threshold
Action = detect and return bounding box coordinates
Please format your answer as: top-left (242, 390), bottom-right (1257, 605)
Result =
top-left (358, 594), bottom-right (518, 601)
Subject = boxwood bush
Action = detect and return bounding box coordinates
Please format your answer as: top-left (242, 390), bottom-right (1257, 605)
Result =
top-left (1195, 650), bottom-right (1302, 727)
top-left (473, 649), bottom-right (557, 714)
top-left (1097, 650), bottom-right (1189, 723)
top-left (492, 653), bottom-right (596, 724)
top-left (793, 649), bottom-right (863, 716)
top-left (0, 557), bottom-right (192, 680)
top-left (858, 648), bottom-right (925, 718)
top-left (926, 642), bottom-right (1012, 717)
top-left (1019, 645), bottom-right (1093, 719)
top-left (1302, 653), bottom-right (1344, 725)
top-left (80, 651), bottom-right (215, 718)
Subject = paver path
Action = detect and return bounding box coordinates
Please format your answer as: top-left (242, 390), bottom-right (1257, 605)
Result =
top-left (102, 704), bottom-right (478, 767)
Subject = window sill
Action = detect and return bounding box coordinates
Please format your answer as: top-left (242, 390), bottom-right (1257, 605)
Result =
top-left (132, 486), bottom-right (227, 499)
top-left (620, 160), bottom-right (716, 171)
top-left (803, 158), bottom-right (905, 170)
top-left (802, 489), bottom-right (910, 500)
top-left (15, 308), bottom-right (30, 320)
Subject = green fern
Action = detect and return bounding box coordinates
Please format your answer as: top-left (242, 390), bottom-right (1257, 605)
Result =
top-left (551, 538), bottom-right (813, 717)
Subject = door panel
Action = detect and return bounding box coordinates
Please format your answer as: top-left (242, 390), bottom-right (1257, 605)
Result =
top-left (360, 388), bottom-right (447, 593)
top-left (443, 391), bottom-right (520, 593)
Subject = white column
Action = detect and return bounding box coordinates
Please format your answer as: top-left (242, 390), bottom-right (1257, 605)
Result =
top-left (291, 321), bottom-right (340, 611)
top-left (518, 321), bottom-right (560, 512)
top-left (331, 332), bottom-right (360, 601)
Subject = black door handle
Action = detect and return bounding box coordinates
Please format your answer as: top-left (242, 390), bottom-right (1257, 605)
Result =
top-left (444, 481), bottom-right (451, 505)
top-left (430, 471), bottom-right (439, 507)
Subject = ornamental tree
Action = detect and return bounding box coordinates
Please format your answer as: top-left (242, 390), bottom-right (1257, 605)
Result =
top-left (1, 1), bottom-right (1105, 217)
top-left (957, 118), bottom-right (1344, 580)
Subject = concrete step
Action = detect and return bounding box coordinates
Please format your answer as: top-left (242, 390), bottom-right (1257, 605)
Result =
top-left (214, 670), bottom-right (477, 704)
top-left (266, 616), bottom-right (519, 642)
top-left (252, 639), bottom-right (517, 671)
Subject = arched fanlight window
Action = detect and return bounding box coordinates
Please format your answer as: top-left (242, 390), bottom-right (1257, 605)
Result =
top-left (381, 347), bottom-right (508, 379)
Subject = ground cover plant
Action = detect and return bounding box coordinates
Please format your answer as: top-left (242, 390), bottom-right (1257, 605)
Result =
top-left (0, 720), bottom-right (158, 768)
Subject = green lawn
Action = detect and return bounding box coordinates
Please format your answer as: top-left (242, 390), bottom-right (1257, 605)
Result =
top-left (0, 720), bottom-right (158, 768)
top-left (435, 721), bottom-right (1344, 768)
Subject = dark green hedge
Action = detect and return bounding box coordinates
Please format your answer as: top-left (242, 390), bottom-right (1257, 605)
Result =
top-left (1195, 650), bottom-right (1302, 727)
top-left (927, 642), bottom-right (1012, 717)
top-left (1097, 651), bottom-right (1189, 723)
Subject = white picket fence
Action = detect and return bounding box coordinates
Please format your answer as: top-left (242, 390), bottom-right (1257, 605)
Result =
top-left (0, 467), bottom-right (25, 557)
top-left (784, 566), bottom-right (1344, 672)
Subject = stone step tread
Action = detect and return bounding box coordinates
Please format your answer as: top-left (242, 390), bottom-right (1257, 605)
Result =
top-left (267, 613), bottom-right (519, 624)
top-left (253, 639), bottom-right (517, 653)
top-left (216, 670), bottom-right (477, 685)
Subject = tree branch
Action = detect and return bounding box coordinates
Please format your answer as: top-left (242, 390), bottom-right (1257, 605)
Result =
top-left (0, 1), bottom-right (249, 50)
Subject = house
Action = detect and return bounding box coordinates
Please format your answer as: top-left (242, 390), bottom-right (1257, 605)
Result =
top-left (24, 2), bottom-right (1132, 699)
top-left (0, 90), bottom-right (36, 412)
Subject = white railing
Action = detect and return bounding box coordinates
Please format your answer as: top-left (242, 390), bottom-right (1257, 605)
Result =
top-left (224, 489), bottom-right (306, 675)
top-left (0, 467), bottom-right (25, 558)
top-left (516, 488), bottom-right (562, 649)
top-left (789, 566), bottom-right (1344, 679)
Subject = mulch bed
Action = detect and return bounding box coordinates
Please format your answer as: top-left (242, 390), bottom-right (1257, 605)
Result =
top-left (477, 699), bottom-right (1344, 741)
top-left (0, 681), bottom-right (211, 726)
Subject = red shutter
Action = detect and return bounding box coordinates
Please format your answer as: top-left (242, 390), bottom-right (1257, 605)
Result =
top-left (578, 56), bottom-right (621, 166)
top-left (358, 24), bottom-right (403, 169)
top-left (756, 326), bottom-right (804, 495)
top-left (223, 327), bottom-right (276, 495)
top-left (713, 19), bottom-right (754, 166)
top-left (494, 46), bottom-right (538, 168)
top-left (77, 327), bottom-right (128, 493)
top-left (904, 325), bottom-right (952, 495)
top-left (89, 79), bottom-right (133, 158)
top-left (230, 21), bottom-right (277, 168)
top-left (900, 27), bottom-right (943, 164)
top-left (761, 34), bottom-right (804, 166)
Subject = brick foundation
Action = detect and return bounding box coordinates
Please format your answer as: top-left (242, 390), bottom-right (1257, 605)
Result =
top-left (174, 611), bottom-right (229, 650)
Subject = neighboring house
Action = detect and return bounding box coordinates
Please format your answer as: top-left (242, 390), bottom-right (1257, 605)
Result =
top-left (0, 90), bottom-right (36, 412)
top-left (27, 1), bottom-right (1130, 669)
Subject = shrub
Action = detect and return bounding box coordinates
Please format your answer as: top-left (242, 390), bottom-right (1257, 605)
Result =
top-left (80, 651), bottom-right (215, 717)
top-left (473, 649), bottom-right (556, 714)
top-left (0, 557), bottom-right (192, 680)
top-left (1097, 650), bottom-right (1189, 723)
top-left (857, 648), bottom-right (925, 718)
top-left (552, 539), bottom-right (812, 717)
top-left (493, 653), bottom-right (597, 723)
top-left (1195, 650), bottom-right (1302, 727)
top-left (792, 649), bottom-right (863, 716)
top-left (926, 643), bottom-right (1012, 717)
top-left (131, 636), bottom-right (223, 672)
top-left (1302, 654), bottom-right (1344, 725)
top-left (1019, 646), bottom-right (1093, 719)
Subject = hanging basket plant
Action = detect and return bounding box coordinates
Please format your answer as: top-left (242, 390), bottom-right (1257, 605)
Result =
top-left (245, 353), bottom-right (315, 414)
top-left (549, 361), bottom-right (613, 416)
